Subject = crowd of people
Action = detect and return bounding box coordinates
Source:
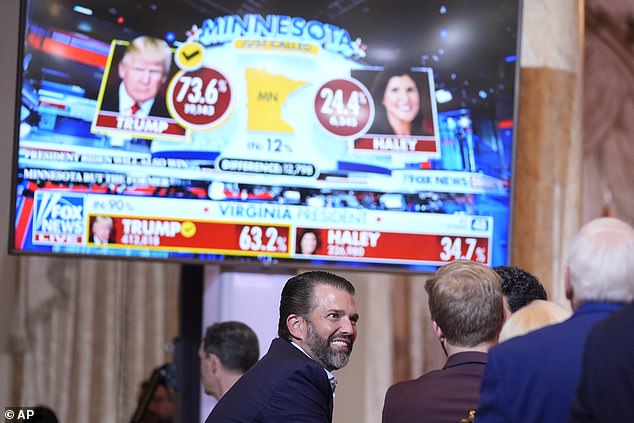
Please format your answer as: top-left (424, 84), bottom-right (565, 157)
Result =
top-left (117, 216), bottom-right (632, 423)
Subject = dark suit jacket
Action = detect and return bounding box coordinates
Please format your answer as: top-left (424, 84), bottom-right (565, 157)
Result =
top-left (382, 351), bottom-right (487, 423)
top-left (477, 302), bottom-right (623, 423)
top-left (100, 84), bottom-right (170, 118)
top-left (205, 338), bottom-right (334, 423)
top-left (569, 302), bottom-right (634, 423)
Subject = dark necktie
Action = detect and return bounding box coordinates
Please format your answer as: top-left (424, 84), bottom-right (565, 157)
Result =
top-left (131, 103), bottom-right (140, 115)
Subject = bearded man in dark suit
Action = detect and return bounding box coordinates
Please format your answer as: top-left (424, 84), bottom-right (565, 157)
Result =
top-left (205, 271), bottom-right (359, 423)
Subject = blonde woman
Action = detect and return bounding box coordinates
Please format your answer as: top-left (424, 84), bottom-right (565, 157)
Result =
top-left (499, 300), bottom-right (571, 342)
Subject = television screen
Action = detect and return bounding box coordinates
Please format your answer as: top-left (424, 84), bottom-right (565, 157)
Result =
top-left (11, 0), bottom-right (520, 271)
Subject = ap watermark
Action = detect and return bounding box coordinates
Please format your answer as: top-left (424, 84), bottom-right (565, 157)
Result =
top-left (4, 408), bottom-right (35, 421)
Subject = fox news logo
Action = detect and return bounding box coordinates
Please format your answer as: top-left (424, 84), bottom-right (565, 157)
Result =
top-left (32, 191), bottom-right (85, 245)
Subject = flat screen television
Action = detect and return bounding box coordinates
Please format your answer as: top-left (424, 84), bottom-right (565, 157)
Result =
top-left (10, 0), bottom-right (520, 272)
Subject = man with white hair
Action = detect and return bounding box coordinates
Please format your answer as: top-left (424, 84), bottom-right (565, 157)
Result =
top-left (476, 217), bottom-right (634, 423)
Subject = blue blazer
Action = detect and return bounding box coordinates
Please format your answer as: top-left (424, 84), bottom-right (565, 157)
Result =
top-left (570, 302), bottom-right (634, 422)
top-left (476, 302), bottom-right (623, 423)
top-left (205, 338), bottom-right (334, 423)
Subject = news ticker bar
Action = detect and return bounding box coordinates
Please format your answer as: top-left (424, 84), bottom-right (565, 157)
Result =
top-left (19, 142), bottom-right (507, 196)
top-left (29, 191), bottom-right (492, 265)
top-left (38, 215), bottom-right (490, 265)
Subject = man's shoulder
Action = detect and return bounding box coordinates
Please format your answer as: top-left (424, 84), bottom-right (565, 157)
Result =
top-left (386, 375), bottom-right (425, 394)
top-left (384, 364), bottom-right (482, 423)
top-left (383, 376), bottom-right (434, 421)
top-left (386, 366), bottom-right (450, 398)
top-left (208, 340), bottom-right (330, 422)
top-left (149, 95), bottom-right (170, 118)
top-left (491, 318), bottom-right (573, 356)
top-left (594, 302), bottom-right (634, 331)
top-left (249, 338), bottom-right (326, 380)
top-left (491, 305), bottom-right (620, 362)
top-left (587, 303), bottom-right (634, 347)
top-left (265, 338), bottom-right (313, 362)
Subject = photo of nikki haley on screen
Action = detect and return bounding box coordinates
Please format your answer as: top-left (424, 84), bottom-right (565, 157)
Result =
top-left (354, 66), bottom-right (436, 138)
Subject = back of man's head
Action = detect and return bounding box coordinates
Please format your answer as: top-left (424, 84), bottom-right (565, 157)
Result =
top-left (426, 260), bottom-right (504, 347)
top-left (567, 217), bottom-right (634, 304)
top-left (277, 270), bottom-right (355, 340)
top-left (494, 265), bottom-right (547, 313)
top-left (203, 321), bottom-right (259, 374)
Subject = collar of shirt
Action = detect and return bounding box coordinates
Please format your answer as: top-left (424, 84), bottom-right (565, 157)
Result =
top-left (290, 340), bottom-right (337, 395)
top-left (118, 83), bottom-right (154, 117)
top-left (443, 350), bottom-right (488, 369)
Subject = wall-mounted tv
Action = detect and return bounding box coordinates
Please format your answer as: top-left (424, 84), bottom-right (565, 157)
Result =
top-left (10, 0), bottom-right (520, 272)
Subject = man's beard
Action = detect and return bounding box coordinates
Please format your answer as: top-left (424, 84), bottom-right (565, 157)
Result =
top-left (306, 323), bottom-right (353, 371)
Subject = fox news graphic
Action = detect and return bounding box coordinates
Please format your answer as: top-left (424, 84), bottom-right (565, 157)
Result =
top-left (10, 0), bottom-right (520, 271)
top-left (32, 192), bottom-right (85, 245)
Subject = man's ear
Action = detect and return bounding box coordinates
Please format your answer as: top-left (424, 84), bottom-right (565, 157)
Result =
top-left (502, 297), bottom-right (512, 321)
top-left (564, 266), bottom-right (577, 310)
top-left (287, 314), bottom-right (306, 340)
top-left (208, 353), bottom-right (220, 374)
top-left (118, 61), bottom-right (126, 80)
top-left (432, 320), bottom-right (445, 342)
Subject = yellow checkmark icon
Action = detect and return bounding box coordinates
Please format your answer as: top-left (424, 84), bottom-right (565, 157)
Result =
top-left (181, 221), bottom-right (197, 238)
top-left (175, 42), bottom-right (204, 70)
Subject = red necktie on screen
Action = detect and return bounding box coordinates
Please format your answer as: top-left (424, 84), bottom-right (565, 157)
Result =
top-left (131, 104), bottom-right (140, 115)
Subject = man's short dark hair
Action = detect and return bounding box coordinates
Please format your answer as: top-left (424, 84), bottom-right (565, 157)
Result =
top-left (203, 321), bottom-right (259, 373)
top-left (494, 266), bottom-right (547, 313)
top-left (278, 271), bottom-right (355, 340)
